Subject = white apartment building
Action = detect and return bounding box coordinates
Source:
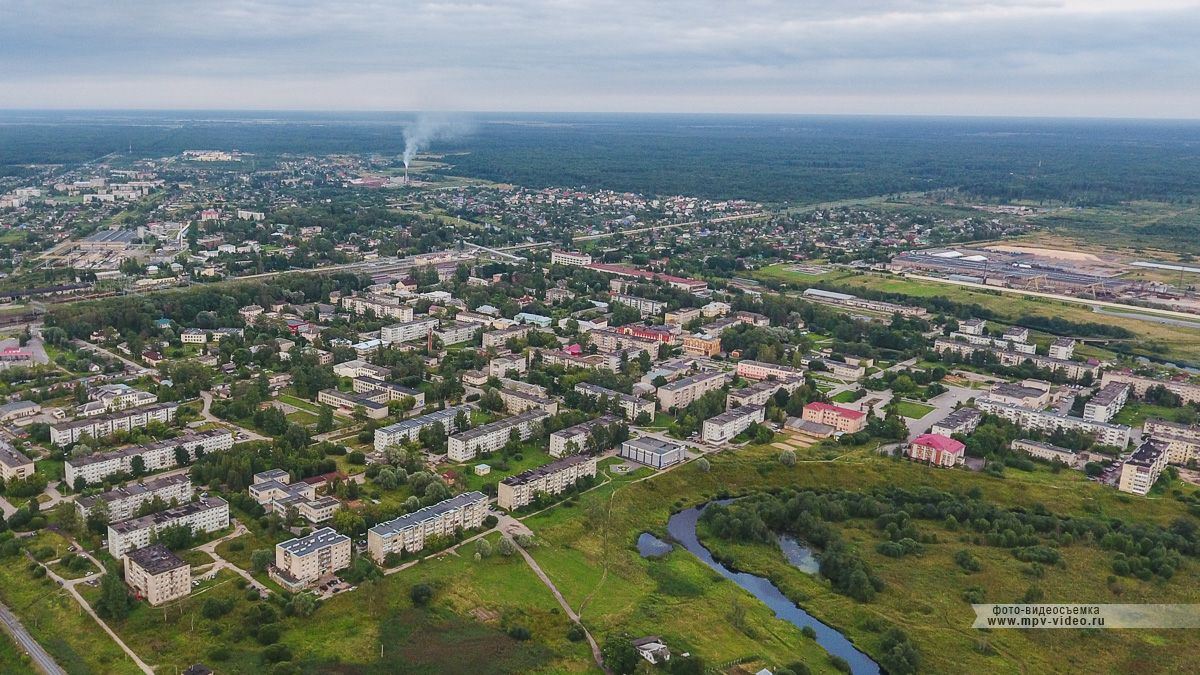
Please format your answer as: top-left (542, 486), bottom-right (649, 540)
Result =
top-left (249, 471), bottom-right (340, 524)
top-left (489, 353), bottom-right (528, 379)
top-left (1143, 418), bottom-right (1200, 465)
top-left (342, 294), bottom-right (415, 321)
top-left (1118, 440), bottom-right (1170, 496)
top-left (381, 317), bottom-right (439, 344)
top-left (497, 387), bottom-right (559, 416)
top-left (51, 401), bottom-right (180, 447)
top-left (1102, 371), bottom-right (1200, 406)
top-left (551, 250), bottom-right (593, 267)
top-left (447, 410), bottom-right (549, 461)
top-left (657, 371), bottom-right (728, 411)
top-left (65, 430), bottom-right (233, 486)
top-left (1011, 439), bottom-right (1077, 465)
top-left (374, 404), bottom-right (473, 452)
top-left (736, 360), bottom-right (803, 383)
top-left (498, 455), bottom-right (598, 510)
top-left (702, 404), bottom-right (765, 444)
top-left (1049, 338), bottom-right (1076, 361)
top-left (727, 380), bottom-right (793, 409)
top-left (124, 544), bottom-right (191, 606)
top-left (272, 528), bottom-right (351, 590)
top-left (435, 320), bottom-right (480, 345)
top-left (76, 474), bottom-right (193, 521)
top-left (610, 294), bottom-right (665, 318)
top-left (549, 415), bottom-right (622, 458)
top-left (352, 377), bottom-right (426, 409)
top-left (333, 359), bottom-right (389, 379)
top-left (1083, 382), bottom-right (1130, 423)
top-left (367, 491), bottom-right (488, 563)
top-left (975, 398), bottom-right (1131, 448)
top-left (930, 407), bottom-right (983, 437)
top-left (88, 384), bottom-right (158, 412)
top-left (107, 497), bottom-right (230, 558)
top-left (574, 382), bottom-right (656, 421)
top-left (483, 324), bottom-right (534, 349)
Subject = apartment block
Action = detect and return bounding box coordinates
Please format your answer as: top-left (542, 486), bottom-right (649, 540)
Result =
top-left (1118, 439), bottom-right (1170, 495)
top-left (574, 382), bottom-right (655, 421)
top-left (549, 415), bottom-right (621, 458)
top-left (736, 360), bottom-right (803, 383)
top-left (482, 324), bottom-right (534, 349)
top-left (1048, 338), bottom-right (1076, 361)
top-left (76, 474), bottom-right (193, 521)
top-left (551, 250), bottom-right (593, 267)
top-left (342, 294), bottom-right (414, 321)
top-left (124, 544), bottom-right (190, 606)
top-left (447, 410), bottom-right (549, 461)
top-left (272, 527), bottom-right (351, 591)
top-left (1102, 371), bottom-right (1200, 406)
top-left (489, 353), bottom-right (528, 378)
top-left (381, 317), bottom-right (439, 344)
top-left (610, 294), bottom-right (665, 318)
top-left (930, 407), bottom-right (983, 437)
top-left (1143, 418), bottom-right (1200, 465)
top-left (0, 441), bottom-right (35, 482)
top-left (51, 401), bottom-right (180, 446)
top-left (88, 383), bottom-right (158, 412)
top-left (1011, 439), bottom-right (1077, 464)
top-left (249, 471), bottom-right (339, 523)
top-left (108, 497), bottom-right (230, 558)
top-left (727, 380), bottom-right (793, 409)
top-left (367, 491), bottom-right (488, 563)
top-left (1083, 382), bottom-right (1130, 423)
top-left (498, 455), bottom-right (598, 510)
top-left (801, 402), bottom-right (867, 434)
top-left (373, 404), bottom-right (473, 452)
top-left (65, 430), bottom-right (233, 486)
top-left (352, 377), bottom-right (426, 409)
top-left (497, 387), bottom-right (560, 415)
top-left (435, 320), bottom-right (481, 345)
top-left (975, 398), bottom-right (1131, 448)
top-left (657, 371), bottom-right (728, 411)
top-left (682, 333), bottom-right (721, 357)
top-left (907, 433), bottom-right (966, 467)
top-left (702, 404), bottom-right (765, 444)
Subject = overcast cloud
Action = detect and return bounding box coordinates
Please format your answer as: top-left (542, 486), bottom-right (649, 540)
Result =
top-left (0, 0), bottom-right (1197, 117)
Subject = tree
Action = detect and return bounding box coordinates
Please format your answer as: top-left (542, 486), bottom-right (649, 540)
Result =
top-left (174, 445), bottom-right (190, 467)
top-left (410, 583), bottom-right (433, 606)
top-left (130, 455), bottom-right (147, 476)
top-left (601, 634), bottom-right (639, 675)
top-left (251, 549), bottom-right (273, 572)
top-left (316, 405), bottom-right (334, 433)
top-left (497, 537), bottom-right (517, 557)
top-left (95, 565), bottom-right (131, 620)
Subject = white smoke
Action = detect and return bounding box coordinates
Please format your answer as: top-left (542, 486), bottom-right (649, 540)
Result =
top-left (402, 113), bottom-right (474, 169)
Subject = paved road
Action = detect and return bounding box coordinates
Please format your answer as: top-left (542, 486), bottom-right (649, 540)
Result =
top-left (903, 384), bottom-right (977, 440)
top-left (195, 521), bottom-right (272, 597)
top-left (198, 392), bottom-right (268, 442)
top-left (0, 601), bottom-right (66, 675)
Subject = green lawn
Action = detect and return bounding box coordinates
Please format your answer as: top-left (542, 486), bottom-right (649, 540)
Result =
top-left (454, 442), bottom-right (558, 494)
top-left (0, 630), bottom-right (35, 674)
top-left (894, 400), bottom-right (936, 419)
top-left (831, 390), bottom-right (860, 404)
top-left (1112, 401), bottom-right (1195, 429)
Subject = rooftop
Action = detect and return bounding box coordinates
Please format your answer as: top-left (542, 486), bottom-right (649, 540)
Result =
top-left (126, 543), bottom-right (187, 575)
top-left (109, 496), bottom-right (227, 535)
top-left (369, 491), bottom-right (487, 538)
top-left (622, 436), bottom-right (684, 456)
top-left (278, 527), bottom-right (349, 558)
top-left (502, 454), bottom-right (594, 487)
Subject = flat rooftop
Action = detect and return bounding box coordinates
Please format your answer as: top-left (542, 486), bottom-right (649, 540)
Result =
top-left (278, 527), bottom-right (349, 558)
top-left (369, 491), bottom-right (487, 539)
top-left (126, 543), bottom-right (187, 575)
top-left (622, 436), bottom-right (684, 456)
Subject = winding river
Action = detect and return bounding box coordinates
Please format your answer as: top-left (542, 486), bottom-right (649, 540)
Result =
top-left (666, 503), bottom-right (881, 675)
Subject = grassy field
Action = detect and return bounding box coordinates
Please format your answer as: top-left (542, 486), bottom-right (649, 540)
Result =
top-left (0, 631), bottom-right (36, 675)
top-left (520, 440), bottom-right (1200, 674)
top-left (454, 442), bottom-right (558, 494)
top-left (1112, 401), bottom-right (1196, 429)
top-left (894, 400), bottom-right (936, 419)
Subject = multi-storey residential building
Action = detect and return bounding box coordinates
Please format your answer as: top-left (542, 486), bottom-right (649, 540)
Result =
top-left (0, 441), bottom-right (35, 482)
top-left (76, 474), bottom-right (193, 521)
top-left (352, 377), bottom-right (425, 409)
top-left (551, 250), bottom-right (592, 267)
top-left (682, 333), bottom-right (721, 357)
top-left (986, 381), bottom-right (1052, 409)
top-left (108, 497), bottom-right (230, 558)
top-left (816, 358), bottom-right (867, 381)
top-left (89, 384), bottom-right (158, 412)
top-left (537, 348), bottom-right (623, 372)
top-left (574, 382), bottom-right (656, 422)
top-left (665, 308), bottom-right (702, 325)
top-left (934, 339), bottom-right (1099, 381)
top-left (657, 371), bottom-right (728, 411)
top-left (1102, 371), bottom-right (1200, 406)
top-left (736, 360), bottom-right (803, 383)
top-left (959, 318), bottom-right (987, 335)
top-left (249, 471), bottom-right (339, 523)
top-left (317, 388), bottom-right (390, 419)
top-left (944, 330), bottom-right (1037, 355)
top-left (1048, 338), bottom-right (1076, 361)
top-left (434, 320), bottom-right (481, 345)
top-left (124, 544), bottom-right (190, 606)
top-left (930, 407), bottom-right (983, 437)
top-left (498, 455), bottom-right (598, 510)
top-left (727, 380), bottom-right (793, 409)
top-left (180, 327), bottom-right (243, 344)
top-left (381, 317), bottom-right (439, 344)
top-left (975, 398), bottom-right (1131, 448)
top-left (497, 387), bottom-right (560, 415)
top-left (610, 294), bottom-right (665, 318)
top-left (549, 415), bottom-right (622, 457)
top-left (620, 437), bottom-right (685, 469)
top-left (342, 294), bottom-right (414, 321)
top-left (489, 353), bottom-right (528, 378)
top-left (447, 410), bottom-right (549, 461)
top-left (272, 527), bottom-right (351, 591)
top-left (907, 433), bottom-right (966, 467)
top-left (51, 401), bottom-right (180, 446)
top-left (801, 403), bottom-right (867, 434)
top-left (1143, 418), bottom-right (1200, 465)
top-left (1011, 439), bottom-right (1077, 464)
top-left (589, 328), bottom-right (660, 355)
top-left (65, 429), bottom-right (233, 486)
top-left (702, 404), bottom-right (765, 444)
top-left (1118, 439), bottom-right (1169, 495)
top-left (373, 404), bottom-right (473, 452)
top-left (482, 324), bottom-right (534, 349)
top-left (1083, 382), bottom-right (1130, 423)
top-left (367, 491), bottom-right (488, 562)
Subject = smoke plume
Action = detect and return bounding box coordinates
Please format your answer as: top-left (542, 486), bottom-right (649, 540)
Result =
top-left (402, 113), bottom-right (474, 168)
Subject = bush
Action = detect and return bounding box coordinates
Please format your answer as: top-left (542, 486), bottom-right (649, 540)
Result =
top-left (801, 625), bottom-right (817, 639)
top-left (262, 644), bottom-right (292, 663)
top-left (954, 549), bottom-right (982, 572)
top-left (256, 623), bottom-right (282, 645)
top-left (567, 623), bottom-right (586, 642)
top-left (410, 583), bottom-right (433, 606)
top-left (507, 625), bottom-right (531, 641)
top-left (202, 596), bottom-right (235, 619)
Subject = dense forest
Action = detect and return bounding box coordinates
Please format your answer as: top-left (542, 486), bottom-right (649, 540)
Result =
top-left (3, 112), bottom-right (1200, 206)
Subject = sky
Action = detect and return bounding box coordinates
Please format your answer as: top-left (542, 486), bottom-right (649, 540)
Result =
top-left (1, 0), bottom-right (1198, 117)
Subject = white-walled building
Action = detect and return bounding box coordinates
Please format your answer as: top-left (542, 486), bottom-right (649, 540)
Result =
top-left (373, 404), bottom-right (473, 452)
top-left (124, 544), bottom-right (191, 606)
top-left (447, 410), bottom-right (549, 462)
top-left (498, 455), bottom-right (598, 510)
top-left (108, 497), bottom-right (230, 558)
top-left (367, 491), bottom-right (488, 563)
top-left (272, 527), bottom-right (351, 590)
top-left (702, 404), bottom-right (765, 444)
top-left (65, 430), bottom-right (233, 486)
top-left (51, 402), bottom-right (180, 447)
top-left (76, 474), bottom-right (193, 522)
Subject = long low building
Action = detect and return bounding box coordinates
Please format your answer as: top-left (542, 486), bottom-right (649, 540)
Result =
top-left (498, 455), bottom-right (598, 511)
top-left (933, 339), bottom-right (1098, 381)
top-left (620, 437), bottom-right (685, 469)
top-left (657, 370), bottom-right (728, 411)
top-left (549, 415), bottom-right (622, 458)
top-left (51, 401), bottom-right (180, 446)
top-left (65, 430), bottom-right (234, 487)
top-left (975, 398), bottom-right (1131, 448)
top-left (736, 360), bottom-right (803, 383)
top-left (367, 491), bottom-right (488, 563)
top-left (381, 317), bottom-right (439, 343)
top-left (76, 473), bottom-right (193, 521)
top-left (272, 527), bottom-right (352, 591)
top-left (801, 402), bottom-right (867, 434)
top-left (317, 388), bottom-right (390, 420)
top-left (702, 404), bottom-right (765, 444)
top-left (1102, 371), bottom-right (1200, 406)
top-left (107, 496), bottom-right (230, 558)
top-left (374, 404), bottom-right (473, 452)
top-left (342, 294), bottom-right (414, 321)
top-left (1011, 439), bottom-right (1077, 464)
top-left (574, 382), bottom-right (655, 421)
top-left (447, 410), bottom-right (549, 462)
top-left (801, 287), bottom-right (928, 318)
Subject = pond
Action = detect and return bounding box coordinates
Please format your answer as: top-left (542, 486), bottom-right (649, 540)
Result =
top-left (777, 535), bottom-right (821, 575)
top-left (667, 503), bottom-right (880, 675)
top-left (636, 532), bottom-right (673, 558)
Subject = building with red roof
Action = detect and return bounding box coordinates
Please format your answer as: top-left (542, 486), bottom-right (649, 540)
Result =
top-left (801, 402), bottom-right (867, 433)
top-left (907, 433), bottom-right (966, 467)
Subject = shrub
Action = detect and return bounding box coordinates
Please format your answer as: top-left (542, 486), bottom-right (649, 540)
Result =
top-left (410, 583), bottom-right (433, 606)
top-left (507, 625), bottom-right (531, 641)
top-left (262, 644), bottom-right (292, 663)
